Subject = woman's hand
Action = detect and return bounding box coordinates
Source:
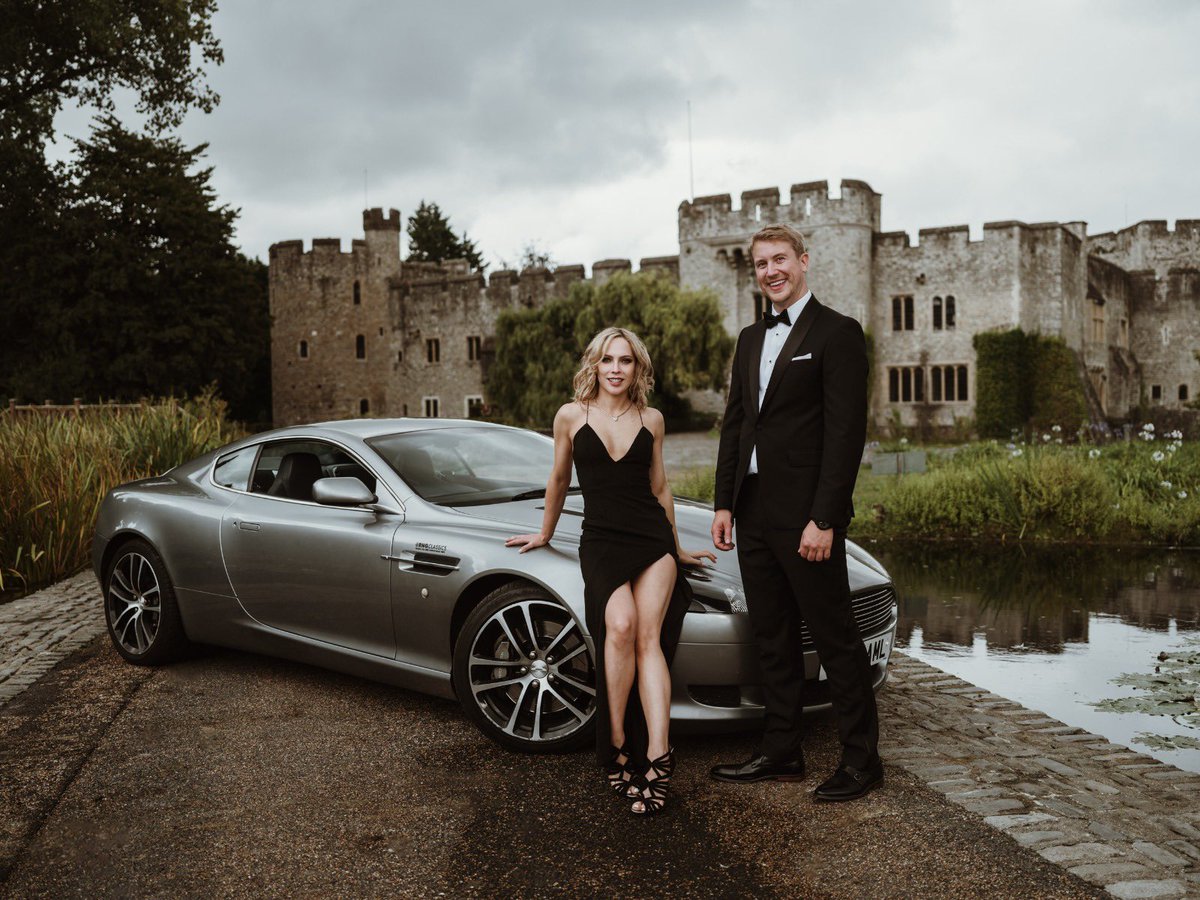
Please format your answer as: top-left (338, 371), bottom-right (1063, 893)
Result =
top-left (678, 548), bottom-right (717, 567)
top-left (505, 533), bottom-right (549, 553)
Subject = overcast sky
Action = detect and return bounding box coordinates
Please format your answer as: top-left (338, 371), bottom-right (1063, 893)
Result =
top-left (53, 0), bottom-right (1200, 269)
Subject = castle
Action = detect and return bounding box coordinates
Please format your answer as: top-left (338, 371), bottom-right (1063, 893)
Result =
top-left (268, 180), bottom-right (1200, 429)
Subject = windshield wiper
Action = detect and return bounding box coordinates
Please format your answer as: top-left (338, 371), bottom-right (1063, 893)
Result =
top-left (508, 486), bottom-right (582, 502)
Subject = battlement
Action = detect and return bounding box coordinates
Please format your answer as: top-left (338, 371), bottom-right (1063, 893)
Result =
top-left (680, 178), bottom-right (881, 241)
top-left (363, 207), bottom-right (401, 231)
top-left (871, 219), bottom-right (1088, 261)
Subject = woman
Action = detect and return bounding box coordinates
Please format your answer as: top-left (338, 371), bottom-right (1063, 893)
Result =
top-left (506, 327), bottom-right (715, 815)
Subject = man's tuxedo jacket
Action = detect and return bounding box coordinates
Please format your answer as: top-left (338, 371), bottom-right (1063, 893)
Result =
top-left (714, 296), bottom-right (868, 530)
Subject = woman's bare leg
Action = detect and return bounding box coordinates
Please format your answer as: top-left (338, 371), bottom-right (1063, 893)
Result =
top-left (603, 582), bottom-right (637, 748)
top-left (631, 554), bottom-right (676, 761)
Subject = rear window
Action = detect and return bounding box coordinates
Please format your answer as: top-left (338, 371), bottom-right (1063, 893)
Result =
top-left (212, 446), bottom-right (258, 491)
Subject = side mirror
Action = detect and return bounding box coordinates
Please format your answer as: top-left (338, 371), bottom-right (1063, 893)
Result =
top-left (312, 476), bottom-right (376, 507)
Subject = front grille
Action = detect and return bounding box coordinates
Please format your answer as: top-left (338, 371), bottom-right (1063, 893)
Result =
top-left (799, 585), bottom-right (895, 649)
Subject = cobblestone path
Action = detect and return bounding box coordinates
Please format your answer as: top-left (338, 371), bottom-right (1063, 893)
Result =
top-left (3, 575), bottom-right (1199, 897)
top-left (0, 572), bottom-right (103, 705)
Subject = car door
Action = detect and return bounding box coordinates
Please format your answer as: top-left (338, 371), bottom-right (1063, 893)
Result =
top-left (220, 438), bottom-right (400, 658)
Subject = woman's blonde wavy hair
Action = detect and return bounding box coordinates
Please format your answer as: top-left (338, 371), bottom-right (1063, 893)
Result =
top-left (572, 327), bottom-right (655, 409)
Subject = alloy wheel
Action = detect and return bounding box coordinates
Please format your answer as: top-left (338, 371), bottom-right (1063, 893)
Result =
top-left (466, 599), bottom-right (595, 744)
top-left (106, 551), bottom-right (162, 656)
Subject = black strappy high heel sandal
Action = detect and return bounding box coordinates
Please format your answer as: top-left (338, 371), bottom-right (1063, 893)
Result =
top-left (630, 748), bottom-right (675, 815)
top-left (606, 744), bottom-right (637, 797)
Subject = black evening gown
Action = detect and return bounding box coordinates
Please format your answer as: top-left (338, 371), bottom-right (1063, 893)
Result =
top-left (572, 408), bottom-right (692, 767)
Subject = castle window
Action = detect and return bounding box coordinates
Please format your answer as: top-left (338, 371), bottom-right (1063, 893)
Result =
top-left (945, 296), bottom-right (956, 330)
top-left (466, 396), bottom-right (484, 418)
top-left (353, 281), bottom-right (361, 305)
top-left (1120, 318), bottom-right (1128, 347)
top-left (355, 334), bottom-right (366, 359)
top-left (888, 366), bottom-right (923, 403)
top-left (1151, 384), bottom-right (1162, 401)
top-left (1091, 300), bottom-right (1106, 342)
top-left (359, 398), bottom-right (369, 415)
top-left (1181, 385), bottom-right (1190, 402)
top-left (932, 296), bottom-right (943, 331)
top-left (957, 365), bottom-right (968, 401)
top-left (426, 338), bottom-right (441, 363)
top-left (753, 292), bottom-right (767, 323)
top-left (299, 340), bottom-right (308, 359)
top-left (943, 366), bottom-right (956, 402)
top-left (423, 397), bottom-right (440, 417)
top-left (397, 350), bottom-right (403, 363)
top-left (467, 335), bottom-right (482, 362)
top-left (891, 296), bottom-right (913, 331)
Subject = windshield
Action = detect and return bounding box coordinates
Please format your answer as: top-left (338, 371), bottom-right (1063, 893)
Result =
top-left (366, 426), bottom-right (575, 506)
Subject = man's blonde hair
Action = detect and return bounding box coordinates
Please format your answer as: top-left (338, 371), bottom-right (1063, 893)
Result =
top-left (750, 224), bottom-right (808, 259)
top-left (572, 327), bottom-right (654, 409)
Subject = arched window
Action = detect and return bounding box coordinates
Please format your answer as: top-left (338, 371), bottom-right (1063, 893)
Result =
top-left (353, 281), bottom-right (361, 305)
top-left (932, 296), bottom-right (943, 331)
top-left (945, 295), bottom-right (956, 330)
top-left (1182, 385), bottom-right (1191, 402)
top-left (355, 335), bottom-right (366, 359)
top-left (299, 340), bottom-right (308, 358)
top-left (359, 398), bottom-right (369, 415)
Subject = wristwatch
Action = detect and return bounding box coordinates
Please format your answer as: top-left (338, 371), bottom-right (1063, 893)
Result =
top-left (814, 520), bottom-right (832, 530)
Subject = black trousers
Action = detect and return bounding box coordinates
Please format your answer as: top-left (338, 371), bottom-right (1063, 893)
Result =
top-left (735, 476), bottom-right (879, 768)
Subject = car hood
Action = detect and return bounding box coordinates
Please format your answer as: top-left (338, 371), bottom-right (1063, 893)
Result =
top-left (455, 497), bottom-right (889, 596)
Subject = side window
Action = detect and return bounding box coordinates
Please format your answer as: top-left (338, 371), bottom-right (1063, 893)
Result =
top-left (249, 439), bottom-right (378, 501)
top-left (212, 446), bottom-right (258, 491)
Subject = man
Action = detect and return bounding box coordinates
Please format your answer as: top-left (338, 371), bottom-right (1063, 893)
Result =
top-left (709, 223), bottom-right (881, 801)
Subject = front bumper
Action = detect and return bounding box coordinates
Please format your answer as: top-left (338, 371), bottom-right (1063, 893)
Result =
top-left (668, 585), bottom-right (898, 730)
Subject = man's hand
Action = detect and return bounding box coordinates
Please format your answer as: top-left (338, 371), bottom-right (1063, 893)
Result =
top-left (711, 509), bottom-right (734, 551)
top-left (798, 521), bottom-right (832, 562)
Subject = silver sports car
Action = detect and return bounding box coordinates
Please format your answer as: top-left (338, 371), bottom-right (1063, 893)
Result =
top-left (93, 418), bottom-right (897, 753)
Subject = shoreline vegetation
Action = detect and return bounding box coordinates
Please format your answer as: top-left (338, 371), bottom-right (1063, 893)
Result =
top-left (0, 391), bottom-right (240, 598)
top-left (675, 422), bottom-right (1199, 547)
top-left (2, 404), bottom-right (1197, 600)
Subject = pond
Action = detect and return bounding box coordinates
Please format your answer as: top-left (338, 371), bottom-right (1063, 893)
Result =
top-left (873, 544), bottom-right (1200, 774)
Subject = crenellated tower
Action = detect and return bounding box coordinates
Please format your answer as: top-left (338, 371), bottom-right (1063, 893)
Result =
top-left (678, 179), bottom-right (881, 335)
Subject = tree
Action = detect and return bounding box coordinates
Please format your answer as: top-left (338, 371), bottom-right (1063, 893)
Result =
top-left (486, 271), bottom-right (734, 426)
top-left (0, 0), bottom-right (221, 141)
top-left (0, 118), bottom-right (270, 421)
top-left (405, 201), bottom-right (484, 270)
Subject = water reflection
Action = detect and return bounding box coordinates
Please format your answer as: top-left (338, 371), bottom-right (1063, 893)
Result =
top-left (875, 544), bottom-right (1200, 773)
top-left (888, 545), bottom-right (1200, 651)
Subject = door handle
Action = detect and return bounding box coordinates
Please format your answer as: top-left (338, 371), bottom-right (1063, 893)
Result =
top-left (236, 521), bottom-right (261, 532)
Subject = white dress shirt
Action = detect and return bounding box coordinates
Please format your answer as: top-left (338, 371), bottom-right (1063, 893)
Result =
top-left (748, 291), bottom-right (811, 475)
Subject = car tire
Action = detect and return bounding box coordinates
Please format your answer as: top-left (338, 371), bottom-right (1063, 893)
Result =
top-left (452, 581), bottom-right (596, 754)
top-left (103, 538), bottom-right (189, 665)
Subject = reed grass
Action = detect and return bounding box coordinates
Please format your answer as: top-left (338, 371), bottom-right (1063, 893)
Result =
top-left (0, 390), bottom-right (241, 596)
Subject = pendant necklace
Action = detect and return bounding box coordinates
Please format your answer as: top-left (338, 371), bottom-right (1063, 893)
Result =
top-left (608, 401), bottom-right (632, 422)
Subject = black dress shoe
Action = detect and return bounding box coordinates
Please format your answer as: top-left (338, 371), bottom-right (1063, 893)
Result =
top-left (813, 759), bottom-right (884, 802)
top-left (709, 753), bottom-right (806, 783)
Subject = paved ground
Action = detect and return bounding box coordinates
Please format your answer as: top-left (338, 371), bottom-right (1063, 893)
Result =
top-left (1, 574), bottom-right (1198, 897)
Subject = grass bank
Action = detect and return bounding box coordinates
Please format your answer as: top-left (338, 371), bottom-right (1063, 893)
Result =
top-left (0, 392), bottom-right (240, 596)
top-left (674, 425), bottom-right (1200, 545)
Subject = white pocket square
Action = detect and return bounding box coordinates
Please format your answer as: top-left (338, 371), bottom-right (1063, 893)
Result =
top-left (791, 353), bottom-right (812, 361)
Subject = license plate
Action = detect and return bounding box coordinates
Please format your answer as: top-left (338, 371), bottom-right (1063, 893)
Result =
top-left (865, 633), bottom-right (892, 666)
top-left (816, 633), bottom-right (893, 681)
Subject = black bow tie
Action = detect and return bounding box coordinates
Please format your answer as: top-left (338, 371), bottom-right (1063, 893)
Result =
top-left (763, 308), bottom-right (791, 329)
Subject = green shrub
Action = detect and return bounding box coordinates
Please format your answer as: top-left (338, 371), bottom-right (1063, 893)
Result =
top-left (0, 390), bottom-right (240, 595)
top-left (973, 329), bottom-right (1087, 438)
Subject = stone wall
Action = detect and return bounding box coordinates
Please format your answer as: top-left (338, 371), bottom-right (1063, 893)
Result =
top-left (269, 189), bottom-right (1200, 430)
top-left (268, 208), bottom-right (401, 426)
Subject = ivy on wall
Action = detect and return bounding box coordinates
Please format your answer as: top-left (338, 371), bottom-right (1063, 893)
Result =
top-left (973, 329), bottom-right (1087, 437)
